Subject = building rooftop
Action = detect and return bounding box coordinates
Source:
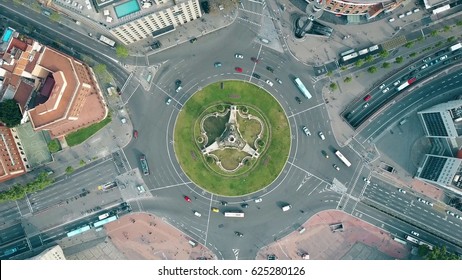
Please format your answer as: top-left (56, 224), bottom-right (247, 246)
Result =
top-left (0, 125), bottom-right (27, 184)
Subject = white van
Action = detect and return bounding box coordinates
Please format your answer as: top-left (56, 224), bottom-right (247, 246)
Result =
top-left (137, 185), bottom-right (145, 193)
top-left (398, 14), bottom-right (405, 18)
top-left (282, 204), bottom-right (292, 212)
top-left (388, 18), bottom-right (395, 22)
top-left (194, 211), bottom-right (202, 217)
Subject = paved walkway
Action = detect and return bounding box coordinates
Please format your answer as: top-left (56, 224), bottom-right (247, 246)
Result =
top-left (256, 210), bottom-right (410, 260)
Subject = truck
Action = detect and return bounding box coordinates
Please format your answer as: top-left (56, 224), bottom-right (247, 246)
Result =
top-left (140, 155), bottom-right (150, 176)
top-left (449, 43), bottom-right (462, 52)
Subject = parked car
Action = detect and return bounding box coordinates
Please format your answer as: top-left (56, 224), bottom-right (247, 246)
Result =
top-left (266, 66), bottom-right (274, 72)
top-left (184, 196), bottom-right (192, 202)
top-left (214, 62), bottom-right (222, 67)
top-left (364, 95), bottom-right (371, 101)
top-left (321, 150), bottom-right (329, 158)
top-left (254, 198), bottom-right (262, 203)
top-left (166, 98), bottom-right (172, 105)
top-left (235, 67), bottom-right (243, 73)
top-left (235, 231), bottom-right (243, 237)
top-left (235, 53), bottom-right (244, 59)
top-left (302, 126), bottom-right (311, 136)
top-left (220, 201), bottom-right (228, 206)
top-left (333, 164), bottom-right (340, 171)
top-left (252, 73), bottom-right (261, 79)
top-left (194, 211), bottom-right (201, 217)
top-left (251, 57), bottom-right (260, 63)
top-left (379, 84), bottom-right (386, 90)
top-left (241, 203), bottom-right (249, 208)
top-left (295, 96), bottom-right (302, 104)
top-left (275, 78), bottom-right (282, 84)
top-left (133, 130), bottom-right (138, 139)
top-left (398, 188), bottom-right (406, 194)
top-left (265, 79), bottom-right (273, 87)
top-left (411, 231), bottom-right (420, 237)
top-left (211, 207), bottom-right (219, 213)
top-left (393, 80), bottom-right (400, 86)
top-left (175, 80), bottom-right (182, 87)
top-left (318, 131), bottom-right (325, 140)
top-left (189, 37), bottom-right (197, 43)
top-left (382, 87), bottom-right (389, 93)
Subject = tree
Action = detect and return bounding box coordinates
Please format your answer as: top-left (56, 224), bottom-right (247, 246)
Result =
top-left (457, 20), bottom-right (462, 26)
top-left (0, 99), bottom-right (22, 127)
top-left (367, 66), bottom-right (377, 73)
top-left (93, 64), bottom-right (112, 84)
top-left (326, 70), bottom-right (333, 76)
top-left (79, 159), bottom-right (86, 166)
top-left (340, 66), bottom-right (347, 71)
top-left (47, 139), bottom-right (61, 153)
top-left (409, 52), bottom-right (417, 57)
top-left (395, 56), bottom-right (404, 64)
top-left (364, 55), bottom-right (373, 62)
top-left (344, 77), bottom-right (352, 83)
top-left (404, 41), bottom-right (414, 48)
top-left (435, 41), bottom-right (443, 48)
top-left (355, 59), bottom-right (364, 67)
top-left (425, 246), bottom-right (459, 260)
top-left (49, 12), bottom-right (61, 22)
top-left (329, 83), bottom-right (338, 91)
top-left (115, 45), bottom-right (129, 58)
top-left (443, 25), bottom-right (451, 32)
top-left (417, 36), bottom-right (424, 42)
top-left (447, 36), bottom-right (456, 42)
top-left (382, 62), bottom-right (390, 68)
top-left (430, 30), bottom-right (438, 37)
top-left (379, 50), bottom-right (389, 58)
top-left (65, 166), bottom-right (74, 174)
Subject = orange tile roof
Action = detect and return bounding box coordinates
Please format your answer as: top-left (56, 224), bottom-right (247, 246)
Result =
top-left (14, 80), bottom-right (34, 113)
top-left (27, 46), bottom-right (107, 138)
top-left (0, 125), bottom-right (27, 184)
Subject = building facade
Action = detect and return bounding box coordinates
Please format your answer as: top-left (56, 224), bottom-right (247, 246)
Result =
top-left (110, 0), bottom-right (202, 45)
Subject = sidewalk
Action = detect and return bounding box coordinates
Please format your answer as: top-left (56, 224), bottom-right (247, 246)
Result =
top-left (256, 210), bottom-right (410, 260)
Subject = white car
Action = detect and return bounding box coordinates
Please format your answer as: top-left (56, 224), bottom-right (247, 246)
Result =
top-left (379, 84), bottom-right (385, 90)
top-left (440, 55), bottom-right (448, 61)
top-left (166, 98), bottom-right (172, 105)
top-left (235, 53), bottom-right (244, 59)
top-left (302, 126), bottom-right (311, 136)
top-left (393, 80), bottom-right (400, 86)
top-left (318, 131), bottom-right (325, 140)
top-left (398, 188), bottom-right (406, 194)
top-left (333, 164), bottom-right (340, 171)
top-left (137, 185), bottom-right (145, 193)
top-left (254, 198), bottom-right (262, 203)
top-left (382, 87), bottom-right (389, 93)
top-left (388, 18), bottom-right (395, 22)
top-left (363, 177), bottom-right (370, 184)
top-left (194, 211), bottom-right (202, 217)
top-left (410, 231), bottom-right (419, 237)
top-left (265, 79), bottom-right (273, 87)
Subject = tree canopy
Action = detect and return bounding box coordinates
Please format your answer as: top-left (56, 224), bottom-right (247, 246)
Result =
top-left (0, 99), bottom-right (22, 127)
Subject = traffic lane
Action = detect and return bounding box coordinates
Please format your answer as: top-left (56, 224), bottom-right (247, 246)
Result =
top-left (28, 160), bottom-right (118, 212)
top-left (0, 223), bottom-right (26, 246)
top-left (353, 202), bottom-right (462, 254)
top-left (360, 74), bottom-right (462, 141)
top-left (0, 202), bottom-right (22, 229)
top-left (0, 238), bottom-right (29, 259)
top-left (346, 59), bottom-right (460, 128)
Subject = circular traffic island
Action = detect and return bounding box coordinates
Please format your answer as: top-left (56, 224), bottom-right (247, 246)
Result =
top-left (174, 81), bottom-right (290, 196)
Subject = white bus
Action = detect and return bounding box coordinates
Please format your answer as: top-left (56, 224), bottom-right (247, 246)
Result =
top-left (294, 78), bottom-right (312, 99)
top-left (224, 212), bottom-right (245, 218)
top-left (99, 35), bottom-right (116, 47)
top-left (405, 235), bottom-right (419, 244)
top-left (335, 150), bottom-right (352, 167)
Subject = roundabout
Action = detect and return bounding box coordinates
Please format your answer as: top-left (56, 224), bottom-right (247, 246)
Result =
top-left (174, 80), bottom-right (291, 196)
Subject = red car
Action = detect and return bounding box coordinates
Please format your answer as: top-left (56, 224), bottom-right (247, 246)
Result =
top-left (363, 95), bottom-right (371, 102)
top-left (133, 130), bottom-right (138, 139)
top-left (235, 67), bottom-right (243, 73)
top-left (251, 57), bottom-right (259, 63)
top-left (184, 196), bottom-right (191, 202)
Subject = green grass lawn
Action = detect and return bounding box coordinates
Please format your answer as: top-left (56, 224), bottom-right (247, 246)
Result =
top-left (65, 115), bottom-right (112, 147)
top-left (174, 81), bottom-right (290, 196)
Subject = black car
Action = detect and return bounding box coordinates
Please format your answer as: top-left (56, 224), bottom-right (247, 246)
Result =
top-left (266, 66), bottom-right (274, 72)
top-left (190, 38), bottom-right (197, 43)
top-left (175, 80), bottom-right (182, 87)
top-left (295, 96), bottom-right (302, 104)
top-left (235, 231), bottom-right (243, 237)
top-left (220, 201), bottom-right (228, 206)
top-left (241, 203), bottom-right (249, 208)
top-left (252, 73), bottom-right (261, 79)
